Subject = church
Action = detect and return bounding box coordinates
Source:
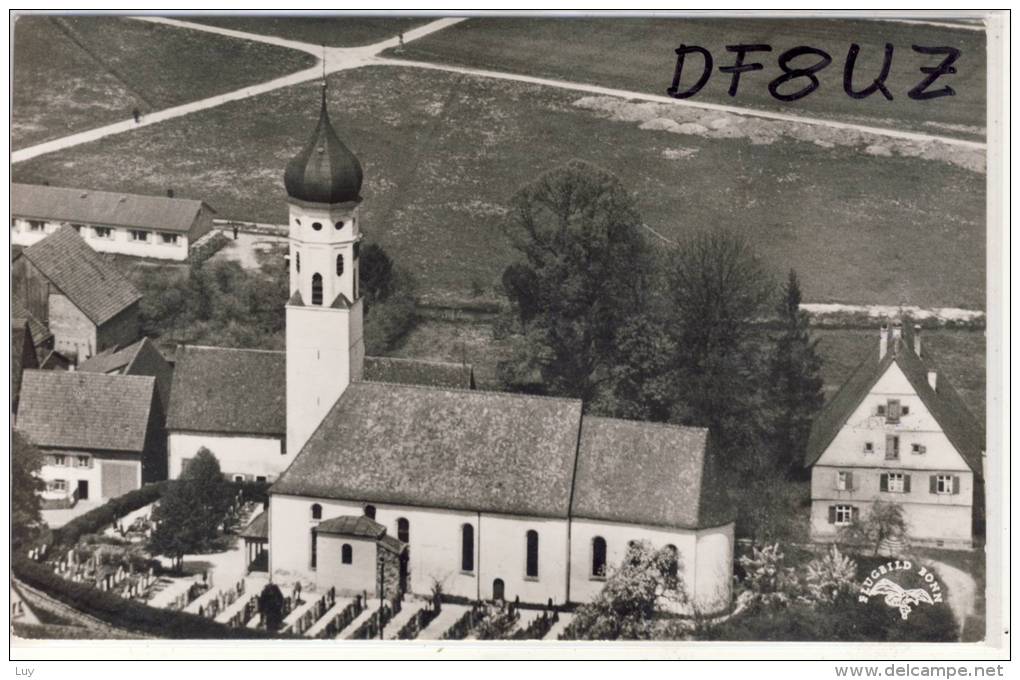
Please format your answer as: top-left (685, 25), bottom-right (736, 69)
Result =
top-left (249, 86), bottom-right (735, 613)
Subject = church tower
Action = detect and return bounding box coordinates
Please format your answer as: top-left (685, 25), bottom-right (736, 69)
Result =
top-left (284, 84), bottom-right (365, 456)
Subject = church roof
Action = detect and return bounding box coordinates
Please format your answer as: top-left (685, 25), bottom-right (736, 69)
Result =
top-left (20, 226), bottom-right (142, 325)
top-left (271, 382), bottom-right (583, 518)
top-left (167, 346), bottom-right (286, 437)
top-left (805, 328), bottom-right (985, 473)
top-left (272, 382), bottom-right (732, 529)
top-left (283, 87), bottom-right (363, 205)
top-left (573, 417), bottom-right (732, 529)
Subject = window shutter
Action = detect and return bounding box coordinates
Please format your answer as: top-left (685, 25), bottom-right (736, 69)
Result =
top-left (880, 474), bottom-right (888, 492)
top-left (885, 434), bottom-right (897, 458)
top-left (930, 475), bottom-right (937, 494)
top-left (828, 506), bottom-right (836, 524)
top-left (887, 399), bottom-right (901, 420)
top-left (851, 507), bottom-right (860, 522)
top-left (834, 471), bottom-right (840, 489)
top-left (847, 472), bottom-right (854, 491)
top-left (952, 476), bottom-right (961, 495)
top-left (903, 475), bottom-right (911, 493)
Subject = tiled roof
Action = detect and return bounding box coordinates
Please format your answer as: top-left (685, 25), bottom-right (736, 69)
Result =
top-left (240, 511), bottom-right (269, 540)
top-left (316, 515), bottom-right (387, 539)
top-left (167, 346), bottom-right (285, 436)
top-left (572, 417), bottom-right (732, 529)
top-left (805, 329), bottom-right (985, 473)
top-left (21, 226), bottom-right (141, 325)
top-left (272, 382), bottom-right (584, 518)
top-left (12, 183), bottom-right (213, 234)
top-left (17, 370), bottom-right (155, 452)
top-left (79, 338), bottom-right (173, 416)
top-left (363, 356), bottom-right (474, 390)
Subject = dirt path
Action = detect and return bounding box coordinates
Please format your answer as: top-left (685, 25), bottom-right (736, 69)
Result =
top-left (929, 559), bottom-right (977, 636)
top-left (13, 17), bottom-right (984, 165)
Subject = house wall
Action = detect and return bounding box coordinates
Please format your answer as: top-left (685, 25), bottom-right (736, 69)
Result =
top-left (315, 534), bottom-right (377, 596)
top-left (12, 219), bottom-right (191, 261)
top-left (96, 303), bottom-right (141, 355)
top-left (48, 293), bottom-right (97, 360)
top-left (39, 449), bottom-right (141, 503)
top-left (168, 431), bottom-right (285, 481)
top-left (567, 518), bottom-right (733, 614)
top-left (189, 207), bottom-right (214, 246)
top-left (810, 498), bottom-right (973, 547)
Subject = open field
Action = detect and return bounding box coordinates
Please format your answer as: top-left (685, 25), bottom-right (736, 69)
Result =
top-left (12, 64), bottom-right (985, 308)
top-left (384, 17), bottom-right (986, 140)
top-left (12, 15), bottom-right (314, 149)
top-left (184, 15), bottom-right (428, 46)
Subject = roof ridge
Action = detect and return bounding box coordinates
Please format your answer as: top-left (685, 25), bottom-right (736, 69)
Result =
top-left (180, 344), bottom-right (285, 356)
top-left (367, 355), bottom-right (472, 369)
top-left (582, 414), bottom-right (710, 434)
top-left (354, 378), bottom-right (582, 405)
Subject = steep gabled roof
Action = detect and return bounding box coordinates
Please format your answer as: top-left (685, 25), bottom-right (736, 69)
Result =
top-left (167, 346), bottom-right (286, 437)
top-left (12, 183), bottom-right (213, 234)
top-left (572, 417), bottom-right (732, 529)
top-left (363, 356), bottom-right (474, 390)
top-left (21, 226), bottom-right (141, 325)
top-left (805, 332), bottom-right (985, 473)
top-left (271, 382), bottom-right (583, 518)
top-left (16, 370), bottom-right (156, 452)
top-left (79, 337), bottom-right (173, 415)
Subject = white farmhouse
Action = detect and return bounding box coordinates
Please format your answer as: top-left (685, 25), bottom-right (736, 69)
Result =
top-left (256, 86), bottom-right (736, 612)
top-left (12, 183), bottom-right (215, 261)
top-left (806, 322), bottom-right (984, 549)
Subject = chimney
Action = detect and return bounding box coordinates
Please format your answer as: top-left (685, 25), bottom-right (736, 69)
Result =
top-left (928, 369), bottom-right (938, 391)
top-left (879, 322), bottom-right (889, 359)
top-left (913, 324), bottom-right (922, 357)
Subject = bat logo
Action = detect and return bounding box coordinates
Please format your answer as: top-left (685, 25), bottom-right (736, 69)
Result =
top-left (868, 577), bottom-right (936, 620)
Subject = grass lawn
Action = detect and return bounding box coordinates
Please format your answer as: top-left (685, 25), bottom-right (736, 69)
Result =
top-left (12, 15), bottom-right (314, 150)
top-left (184, 15), bottom-right (428, 46)
top-left (12, 64), bottom-right (985, 308)
top-left (384, 17), bottom-right (986, 140)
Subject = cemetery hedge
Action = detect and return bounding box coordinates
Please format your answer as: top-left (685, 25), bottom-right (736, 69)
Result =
top-left (12, 555), bottom-right (278, 639)
top-left (50, 481), bottom-right (171, 552)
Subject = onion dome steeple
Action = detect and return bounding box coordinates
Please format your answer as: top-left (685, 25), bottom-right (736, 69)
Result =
top-left (284, 85), bottom-right (363, 204)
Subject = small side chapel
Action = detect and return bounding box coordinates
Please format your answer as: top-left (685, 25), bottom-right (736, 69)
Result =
top-left (265, 84), bottom-right (736, 612)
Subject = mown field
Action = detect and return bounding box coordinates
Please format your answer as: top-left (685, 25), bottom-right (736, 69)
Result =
top-left (385, 17), bottom-right (986, 140)
top-left (12, 64), bottom-right (986, 308)
top-left (11, 15), bottom-right (314, 149)
top-left (185, 15), bottom-right (428, 46)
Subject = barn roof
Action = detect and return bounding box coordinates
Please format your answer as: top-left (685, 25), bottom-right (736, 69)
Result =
top-left (16, 370), bottom-right (155, 452)
top-left (167, 346), bottom-right (286, 437)
top-left (805, 329), bottom-right (985, 473)
top-left (20, 226), bottom-right (141, 325)
top-left (12, 183), bottom-right (213, 234)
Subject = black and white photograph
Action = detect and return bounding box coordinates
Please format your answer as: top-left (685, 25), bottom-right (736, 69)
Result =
top-left (7, 8), bottom-right (1008, 668)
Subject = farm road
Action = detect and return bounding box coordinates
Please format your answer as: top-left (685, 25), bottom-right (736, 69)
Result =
top-left (13, 16), bottom-right (986, 165)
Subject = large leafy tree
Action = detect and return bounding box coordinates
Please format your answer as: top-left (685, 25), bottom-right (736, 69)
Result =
top-left (148, 448), bottom-right (230, 572)
top-left (12, 430), bottom-right (44, 550)
top-left (498, 160), bottom-right (654, 405)
top-left (766, 270), bottom-right (825, 477)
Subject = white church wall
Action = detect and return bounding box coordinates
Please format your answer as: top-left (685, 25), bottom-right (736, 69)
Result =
top-left (168, 431), bottom-right (284, 480)
top-left (477, 513), bottom-right (570, 605)
top-left (315, 533), bottom-right (377, 596)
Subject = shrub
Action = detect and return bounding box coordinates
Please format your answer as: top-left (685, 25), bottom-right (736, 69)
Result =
top-left (803, 545), bottom-right (858, 605)
top-left (363, 289), bottom-right (417, 354)
top-left (50, 481), bottom-right (170, 553)
top-left (736, 543), bottom-right (802, 607)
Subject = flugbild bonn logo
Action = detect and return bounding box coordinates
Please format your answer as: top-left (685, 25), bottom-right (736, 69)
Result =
top-left (858, 559), bottom-right (944, 620)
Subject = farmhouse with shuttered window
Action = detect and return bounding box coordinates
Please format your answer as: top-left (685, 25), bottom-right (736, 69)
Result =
top-left (805, 321), bottom-right (985, 549)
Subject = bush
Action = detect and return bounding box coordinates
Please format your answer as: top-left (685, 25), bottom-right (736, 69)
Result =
top-left (12, 556), bottom-right (279, 639)
top-left (363, 290), bottom-right (418, 354)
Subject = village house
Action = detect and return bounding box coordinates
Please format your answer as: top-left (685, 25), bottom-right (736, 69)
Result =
top-left (805, 321), bottom-right (984, 550)
top-left (16, 370), bottom-right (167, 507)
top-left (253, 87), bottom-right (736, 613)
top-left (12, 226), bottom-right (142, 362)
top-left (12, 183), bottom-right (215, 261)
top-left (78, 337), bottom-right (174, 417)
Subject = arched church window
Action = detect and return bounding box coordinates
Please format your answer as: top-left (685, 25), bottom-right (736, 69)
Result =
top-left (664, 544), bottom-right (679, 579)
top-left (310, 528), bottom-right (318, 570)
top-left (336, 254), bottom-right (344, 276)
top-left (296, 251), bottom-right (300, 273)
top-left (461, 524), bottom-right (474, 572)
top-left (312, 222), bottom-right (322, 231)
top-left (311, 273), bottom-right (323, 305)
top-left (341, 544), bottom-right (353, 564)
top-left (591, 536), bottom-right (607, 577)
top-left (397, 517), bottom-right (409, 543)
top-left (364, 504), bottom-right (376, 520)
top-left (334, 221), bottom-right (344, 230)
top-left (311, 503), bottom-right (322, 520)
top-left (526, 530), bottom-right (539, 578)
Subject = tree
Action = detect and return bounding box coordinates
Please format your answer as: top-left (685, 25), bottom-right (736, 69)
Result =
top-left (12, 430), bottom-right (44, 550)
top-left (766, 270), bottom-right (824, 477)
top-left (498, 160), bottom-right (654, 404)
top-left (148, 448), bottom-right (230, 571)
top-left (839, 500), bottom-right (908, 556)
top-left (562, 541), bottom-right (685, 640)
top-left (258, 582), bottom-right (286, 632)
top-left (359, 242), bottom-right (395, 310)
